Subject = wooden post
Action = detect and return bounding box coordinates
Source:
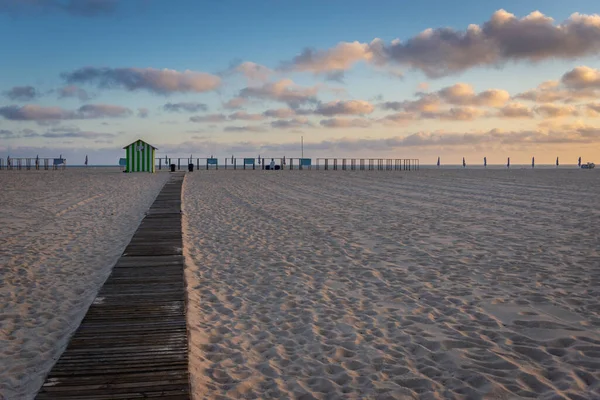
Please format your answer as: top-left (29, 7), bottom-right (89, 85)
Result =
top-left (325, 159), bottom-right (329, 170)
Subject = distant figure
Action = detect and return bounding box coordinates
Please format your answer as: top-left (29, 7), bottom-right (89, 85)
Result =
top-left (484, 156), bottom-right (487, 168)
top-left (532, 157), bottom-right (535, 169)
top-left (578, 157), bottom-right (582, 168)
top-left (556, 157), bottom-right (559, 167)
top-left (270, 158), bottom-right (275, 170)
top-left (437, 157), bottom-right (440, 167)
top-left (462, 157), bottom-right (466, 168)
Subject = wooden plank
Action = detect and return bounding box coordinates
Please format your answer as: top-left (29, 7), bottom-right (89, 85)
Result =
top-left (36, 173), bottom-right (190, 399)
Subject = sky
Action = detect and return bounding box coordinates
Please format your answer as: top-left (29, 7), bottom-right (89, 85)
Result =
top-left (1, 0), bottom-right (600, 165)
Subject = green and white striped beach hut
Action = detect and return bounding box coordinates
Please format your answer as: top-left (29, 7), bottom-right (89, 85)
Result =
top-left (123, 139), bottom-right (157, 173)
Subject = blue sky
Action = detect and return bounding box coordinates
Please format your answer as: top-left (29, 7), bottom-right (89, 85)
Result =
top-left (1, 0), bottom-right (600, 165)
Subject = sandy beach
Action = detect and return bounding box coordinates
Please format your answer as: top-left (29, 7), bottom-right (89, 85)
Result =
top-left (0, 169), bottom-right (169, 399)
top-left (183, 169), bottom-right (600, 399)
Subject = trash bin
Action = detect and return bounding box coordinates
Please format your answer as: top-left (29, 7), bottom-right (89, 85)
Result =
top-left (188, 163), bottom-right (194, 172)
top-left (170, 163), bottom-right (176, 172)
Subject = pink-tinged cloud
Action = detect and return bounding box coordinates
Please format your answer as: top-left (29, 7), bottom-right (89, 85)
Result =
top-left (57, 85), bottom-right (90, 101)
top-left (379, 111), bottom-right (416, 125)
top-left (235, 62), bottom-right (272, 82)
top-left (270, 116), bottom-right (312, 129)
top-left (62, 67), bottom-right (221, 94)
top-left (228, 111), bottom-right (265, 121)
top-left (281, 41), bottom-right (372, 74)
top-left (223, 97), bottom-right (248, 110)
top-left (370, 10), bottom-right (600, 77)
top-left (320, 118), bottom-right (371, 128)
top-left (262, 108), bottom-right (296, 118)
top-left (315, 100), bottom-right (374, 116)
top-left (496, 103), bottom-right (534, 118)
top-left (516, 70), bottom-right (600, 103)
top-left (587, 103), bottom-right (600, 116)
top-left (381, 96), bottom-right (439, 113)
top-left (561, 66), bottom-right (600, 89)
top-left (190, 114), bottom-right (227, 123)
top-left (0, 104), bottom-right (74, 120)
top-left (534, 104), bottom-right (579, 118)
top-left (437, 84), bottom-right (510, 107)
top-left (239, 79), bottom-right (318, 108)
top-left (422, 107), bottom-right (484, 121)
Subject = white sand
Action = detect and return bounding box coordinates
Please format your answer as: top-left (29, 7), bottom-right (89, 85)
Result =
top-left (183, 169), bottom-right (600, 399)
top-left (0, 168), bottom-right (169, 400)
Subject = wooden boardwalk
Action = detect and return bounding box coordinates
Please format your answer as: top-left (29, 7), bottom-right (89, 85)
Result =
top-left (36, 173), bottom-right (190, 399)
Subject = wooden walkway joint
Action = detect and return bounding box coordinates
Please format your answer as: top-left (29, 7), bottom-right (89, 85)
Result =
top-left (36, 173), bottom-right (190, 399)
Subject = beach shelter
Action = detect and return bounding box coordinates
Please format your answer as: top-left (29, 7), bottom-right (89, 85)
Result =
top-left (123, 139), bottom-right (157, 173)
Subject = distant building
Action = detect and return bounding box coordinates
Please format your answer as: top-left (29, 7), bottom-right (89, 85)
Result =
top-left (123, 139), bottom-right (157, 173)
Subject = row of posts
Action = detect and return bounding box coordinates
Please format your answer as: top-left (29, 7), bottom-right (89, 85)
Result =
top-left (0, 158), bottom-right (63, 170)
top-left (155, 158), bottom-right (419, 171)
top-left (317, 158), bottom-right (419, 171)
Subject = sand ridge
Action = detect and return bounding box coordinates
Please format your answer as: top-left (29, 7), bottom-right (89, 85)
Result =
top-left (183, 169), bottom-right (600, 399)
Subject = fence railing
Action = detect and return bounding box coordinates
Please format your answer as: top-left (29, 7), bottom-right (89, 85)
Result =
top-left (0, 158), bottom-right (66, 170)
top-left (153, 157), bottom-right (419, 171)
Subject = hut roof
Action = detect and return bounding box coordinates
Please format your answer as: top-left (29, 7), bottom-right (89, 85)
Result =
top-left (123, 139), bottom-right (158, 150)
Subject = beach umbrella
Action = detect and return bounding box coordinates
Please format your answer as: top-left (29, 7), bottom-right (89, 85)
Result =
top-left (85, 155), bottom-right (88, 166)
top-left (578, 157), bottom-right (581, 167)
top-left (507, 157), bottom-right (510, 168)
top-left (556, 157), bottom-right (559, 167)
top-left (532, 157), bottom-right (535, 168)
top-left (437, 156), bottom-right (440, 167)
top-left (484, 157), bottom-right (487, 168)
top-left (462, 157), bottom-right (466, 168)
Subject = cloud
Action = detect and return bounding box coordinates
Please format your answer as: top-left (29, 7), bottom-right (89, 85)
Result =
top-left (262, 108), bottom-right (296, 118)
top-left (77, 104), bottom-right (132, 118)
top-left (163, 102), bottom-right (208, 112)
top-left (496, 103), bottom-right (534, 118)
top-left (57, 85), bottom-right (90, 101)
top-left (190, 114), bottom-right (227, 123)
top-left (223, 97), bottom-right (248, 109)
top-left (320, 118), bottom-right (372, 128)
top-left (223, 125), bottom-right (266, 132)
top-left (561, 66), bottom-right (600, 89)
top-left (0, 0), bottom-right (120, 17)
top-left (235, 62), bottom-right (272, 82)
top-left (437, 83), bottom-right (510, 107)
top-left (370, 10), bottom-right (600, 78)
top-left (516, 68), bottom-right (600, 103)
top-left (280, 41), bottom-right (372, 75)
top-left (4, 86), bottom-right (39, 101)
top-left (421, 107), bottom-right (484, 121)
top-left (379, 111), bottom-right (416, 125)
top-left (315, 100), bottom-right (374, 116)
top-left (0, 103), bottom-right (132, 121)
top-left (381, 96), bottom-right (439, 113)
top-left (239, 79), bottom-right (318, 108)
top-left (587, 103), bottom-right (600, 116)
top-left (0, 129), bottom-right (16, 139)
top-left (137, 107), bottom-right (149, 118)
top-left (62, 67), bottom-right (221, 94)
top-left (270, 116), bottom-right (312, 129)
top-left (534, 104), bottom-right (579, 118)
top-left (228, 111), bottom-right (264, 121)
top-left (42, 130), bottom-right (115, 139)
